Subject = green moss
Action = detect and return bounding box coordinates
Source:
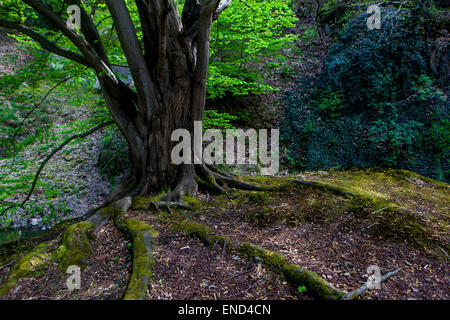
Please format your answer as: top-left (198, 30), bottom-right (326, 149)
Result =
top-left (172, 220), bottom-right (231, 247)
top-left (99, 206), bottom-right (122, 219)
top-left (132, 192), bottom-right (169, 211)
top-left (239, 242), bottom-right (287, 267)
top-left (195, 175), bottom-right (217, 189)
top-left (282, 264), bottom-right (345, 300)
top-left (238, 175), bottom-right (295, 190)
top-left (172, 220), bottom-right (211, 238)
top-left (132, 196), bottom-right (152, 211)
top-left (0, 240), bottom-right (57, 297)
top-left (120, 219), bottom-right (158, 300)
top-left (299, 168), bottom-right (450, 255)
top-left (183, 196), bottom-right (203, 211)
top-left (55, 221), bottom-right (94, 270)
top-left (120, 219), bottom-right (159, 237)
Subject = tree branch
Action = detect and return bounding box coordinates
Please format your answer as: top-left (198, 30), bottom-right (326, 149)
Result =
top-left (22, 0), bottom-right (117, 81)
top-left (0, 19), bottom-right (92, 68)
top-left (106, 0), bottom-right (158, 119)
top-left (342, 268), bottom-right (403, 300)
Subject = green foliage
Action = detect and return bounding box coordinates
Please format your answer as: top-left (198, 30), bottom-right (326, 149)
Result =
top-left (281, 5), bottom-right (449, 182)
top-left (203, 109), bottom-right (237, 131)
top-left (207, 0), bottom-right (298, 99)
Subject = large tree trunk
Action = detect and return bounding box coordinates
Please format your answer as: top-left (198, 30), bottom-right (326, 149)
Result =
top-left (96, 0), bottom-right (229, 201)
top-left (99, 70), bottom-right (197, 201)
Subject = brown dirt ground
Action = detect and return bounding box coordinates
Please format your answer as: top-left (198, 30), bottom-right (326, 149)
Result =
top-left (182, 190), bottom-right (449, 300)
top-left (126, 210), bottom-right (305, 300)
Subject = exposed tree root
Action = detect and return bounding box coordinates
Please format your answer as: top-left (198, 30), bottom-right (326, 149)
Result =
top-left (114, 218), bottom-right (158, 300)
top-left (0, 239), bottom-right (58, 297)
top-left (170, 218), bottom-right (402, 300)
top-left (171, 220), bottom-right (231, 249)
top-left (159, 164), bottom-right (275, 204)
top-left (0, 187), bottom-right (405, 300)
top-left (293, 179), bottom-right (354, 198)
top-left (238, 243), bottom-right (345, 300)
top-left (54, 221), bottom-right (95, 270)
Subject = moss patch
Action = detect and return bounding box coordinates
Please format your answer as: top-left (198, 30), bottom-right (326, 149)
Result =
top-left (55, 221), bottom-right (95, 270)
top-left (172, 220), bottom-right (231, 248)
top-left (301, 168), bottom-right (450, 255)
top-left (183, 196), bottom-right (203, 211)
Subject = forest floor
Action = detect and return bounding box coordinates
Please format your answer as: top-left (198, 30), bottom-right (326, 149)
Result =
top-left (1, 168), bottom-right (448, 300)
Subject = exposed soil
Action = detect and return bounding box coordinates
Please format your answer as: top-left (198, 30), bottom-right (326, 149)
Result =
top-left (178, 185), bottom-right (450, 300)
top-left (1, 178), bottom-right (448, 300)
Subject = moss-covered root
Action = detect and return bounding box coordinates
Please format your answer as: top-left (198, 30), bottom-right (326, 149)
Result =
top-left (171, 220), bottom-right (231, 248)
top-left (116, 219), bottom-right (158, 300)
top-left (55, 221), bottom-right (95, 270)
top-left (239, 243), bottom-right (345, 300)
top-left (293, 179), bottom-right (354, 198)
top-left (0, 240), bottom-right (58, 297)
top-left (87, 197), bottom-right (132, 232)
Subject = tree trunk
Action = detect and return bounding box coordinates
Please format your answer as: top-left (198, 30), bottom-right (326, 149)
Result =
top-left (98, 0), bottom-right (232, 202)
top-left (99, 70), bottom-right (197, 201)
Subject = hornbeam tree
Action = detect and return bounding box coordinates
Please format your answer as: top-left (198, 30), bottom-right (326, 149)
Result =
top-left (0, 0), bottom-right (267, 204)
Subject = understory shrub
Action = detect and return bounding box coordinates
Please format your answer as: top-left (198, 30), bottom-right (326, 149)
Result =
top-left (281, 4), bottom-right (449, 182)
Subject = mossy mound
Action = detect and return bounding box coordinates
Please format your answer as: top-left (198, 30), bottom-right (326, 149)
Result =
top-left (203, 169), bottom-right (449, 256)
top-left (301, 168), bottom-right (450, 255)
top-left (55, 221), bottom-right (95, 270)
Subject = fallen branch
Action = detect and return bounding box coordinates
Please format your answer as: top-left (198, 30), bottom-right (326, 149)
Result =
top-left (342, 268), bottom-right (403, 300)
top-left (0, 260), bottom-right (16, 271)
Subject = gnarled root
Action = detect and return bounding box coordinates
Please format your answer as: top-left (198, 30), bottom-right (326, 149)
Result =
top-left (114, 218), bottom-right (158, 300)
top-left (342, 267), bottom-right (403, 300)
top-left (159, 162), bottom-right (277, 203)
top-left (171, 219), bottom-right (402, 300)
